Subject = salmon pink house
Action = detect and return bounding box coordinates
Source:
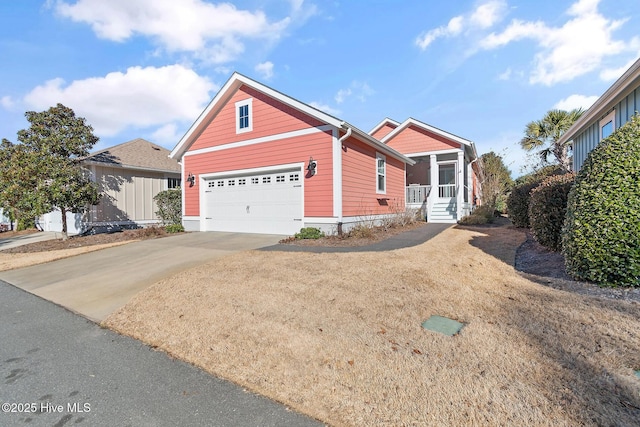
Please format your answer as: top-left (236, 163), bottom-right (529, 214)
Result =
top-left (170, 73), bottom-right (480, 234)
top-left (370, 118), bottom-right (481, 223)
top-left (170, 73), bottom-right (414, 235)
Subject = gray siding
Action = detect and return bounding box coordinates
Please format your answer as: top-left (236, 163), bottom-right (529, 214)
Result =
top-left (573, 88), bottom-right (640, 170)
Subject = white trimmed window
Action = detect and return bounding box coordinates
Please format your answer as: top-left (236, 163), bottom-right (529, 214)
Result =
top-left (600, 110), bottom-right (615, 140)
top-left (236, 98), bottom-right (253, 134)
top-left (376, 153), bottom-right (386, 194)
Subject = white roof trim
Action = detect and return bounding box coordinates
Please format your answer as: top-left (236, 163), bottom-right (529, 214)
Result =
top-left (368, 117), bottom-right (400, 135)
top-left (343, 123), bottom-right (415, 165)
top-left (170, 72), bottom-right (343, 160)
top-left (557, 57), bottom-right (640, 146)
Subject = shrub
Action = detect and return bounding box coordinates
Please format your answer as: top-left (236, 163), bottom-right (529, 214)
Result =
top-left (165, 223), bottom-right (184, 233)
top-left (528, 173), bottom-right (575, 251)
top-left (562, 115), bottom-right (640, 287)
top-left (458, 205), bottom-right (494, 225)
top-left (506, 181), bottom-right (539, 228)
top-left (295, 227), bottom-right (324, 240)
top-left (347, 224), bottom-right (375, 239)
top-left (154, 188), bottom-right (182, 225)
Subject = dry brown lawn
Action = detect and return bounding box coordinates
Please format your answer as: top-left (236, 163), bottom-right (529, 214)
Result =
top-left (104, 224), bottom-right (640, 426)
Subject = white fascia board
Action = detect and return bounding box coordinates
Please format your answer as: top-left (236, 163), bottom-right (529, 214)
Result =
top-left (557, 57), bottom-right (640, 146)
top-left (171, 72), bottom-right (344, 160)
top-left (368, 117), bottom-right (401, 135)
top-left (381, 118), bottom-right (473, 148)
top-left (344, 123), bottom-right (416, 165)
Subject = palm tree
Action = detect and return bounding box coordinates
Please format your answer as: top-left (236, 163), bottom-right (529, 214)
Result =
top-left (520, 108), bottom-right (583, 172)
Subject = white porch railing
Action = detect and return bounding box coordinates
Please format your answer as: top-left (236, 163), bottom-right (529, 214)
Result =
top-left (406, 185), bottom-right (430, 205)
top-left (438, 184), bottom-right (457, 198)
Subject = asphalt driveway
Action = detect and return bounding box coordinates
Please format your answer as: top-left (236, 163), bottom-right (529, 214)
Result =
top-left (0, 281), bottom-right (322, 427)
top-left (0, 232), bottom-right (283, 321)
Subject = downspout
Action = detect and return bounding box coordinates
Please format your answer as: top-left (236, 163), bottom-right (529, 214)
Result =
top-left (335, 126), bottom-right (352, 235)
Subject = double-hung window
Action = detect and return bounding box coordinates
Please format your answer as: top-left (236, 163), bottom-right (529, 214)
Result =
top-left (236, 99), bottom-right (253, 133)
top-left (376, 153), bottom-right (386, 194)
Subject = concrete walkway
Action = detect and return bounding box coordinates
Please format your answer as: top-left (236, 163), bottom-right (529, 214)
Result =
top-left (0, 231), bottom-right (58, 250)
top-left (0, 232), bottom-right (283, 321)
top-left (260, 222), bottom-right (452, 253)
top-left (0, 281), bottom-right (323, 427)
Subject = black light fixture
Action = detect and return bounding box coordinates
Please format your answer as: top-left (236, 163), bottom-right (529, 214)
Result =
top-left (307, 157), bottom-right (317, 176)
top-left (187, 173), bottom-right (196, 187)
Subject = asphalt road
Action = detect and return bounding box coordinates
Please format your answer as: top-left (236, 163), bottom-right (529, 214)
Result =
top-left (0, 281), bottom-right (323, 427)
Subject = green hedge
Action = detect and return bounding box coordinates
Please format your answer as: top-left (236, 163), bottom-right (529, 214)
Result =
top-left (295, 227), bottom-right (324, 239)
top-left (562, 115), bottom-right (640, 286)
top-left (506, 182), bottom-right (538, 228)
top-left (529, 173), bottom-right (575, 251)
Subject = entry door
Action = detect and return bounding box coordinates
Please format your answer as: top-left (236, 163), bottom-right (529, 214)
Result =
top-left (438, 163), bottom-right (456, 200)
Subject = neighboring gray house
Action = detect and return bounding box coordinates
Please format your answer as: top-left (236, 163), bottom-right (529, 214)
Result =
top-left (40, 138), bottom-right (181, 234)
top-left (558, 57), bottom-right (640, 172)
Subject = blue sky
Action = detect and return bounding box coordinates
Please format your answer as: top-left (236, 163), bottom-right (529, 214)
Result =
top-left (1, 0), bottom-right (638, 177)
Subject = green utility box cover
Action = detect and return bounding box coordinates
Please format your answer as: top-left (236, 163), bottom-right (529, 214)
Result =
top-left (421, 315), bottom-right (465, 336)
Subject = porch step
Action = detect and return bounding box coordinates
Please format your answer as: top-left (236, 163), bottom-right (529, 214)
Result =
top-left (429, 202), bottom-right (457, 223)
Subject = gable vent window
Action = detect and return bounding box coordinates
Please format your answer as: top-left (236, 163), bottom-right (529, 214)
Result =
top-left (236, 98), bottom-right (253, 134)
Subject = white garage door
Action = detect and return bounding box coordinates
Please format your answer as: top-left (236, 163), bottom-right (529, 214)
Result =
top-left (203, 168), bottom-right (303, 235)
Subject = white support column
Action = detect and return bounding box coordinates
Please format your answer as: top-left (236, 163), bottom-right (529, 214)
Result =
top-left (457, 151), bottom-right (464, 220)
top-left (467, 160), bottom-right (473, 212)
top-left (429, 154), bottom-right (437, 220)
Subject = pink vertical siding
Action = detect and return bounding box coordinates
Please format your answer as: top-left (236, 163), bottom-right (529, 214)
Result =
top-left (371, 123), bottom-right (397, 140)
top-left (190, 85), bottom-right (325, 151)
top-left (183, 130), bottom-right (334, 217)
top-left (386, 124), bottom-right (460, 154)
top-left (341, 136), bottom-right (406, 216)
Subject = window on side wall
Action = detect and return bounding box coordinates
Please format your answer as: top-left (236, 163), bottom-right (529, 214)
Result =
top-left (236, 98), bottom-right (253, 134)
top-left (600, 110), bottom-right (615, 140)
top-left (376, 153), bottom-right (386, 194)
top-left (167, 177), bottom-right (181, 189)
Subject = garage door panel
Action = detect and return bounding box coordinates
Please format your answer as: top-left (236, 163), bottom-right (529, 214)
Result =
top-left (203, 169), bottom-right (302, 235)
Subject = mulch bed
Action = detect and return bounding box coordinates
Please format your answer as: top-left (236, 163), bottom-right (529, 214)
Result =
top-left (515, 229), bottom-right (640, 303)
top-left (1, 228), bottom-right (171, 254)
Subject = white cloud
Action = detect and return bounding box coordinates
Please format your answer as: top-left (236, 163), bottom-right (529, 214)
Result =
top-left (308, 101), bottom-right (341, 116)
top-left (470, 0), bottom-right (507, 29)
top-left (150, 123), bottom-right (183, 145)
top-left (255, 61), bottom-right (274, 80)
top-left (553, 94), bottom-right (598, 111)
top-left (599, 57), bottom-right (638, 81)
top-left (479, 0), bottom-right (634, 85)
top-left (334, 81), bottom-right (374, 104)
top-left (334, 88), bottom-right (351, 104)
top-left (498, 67), bottom-right (512, 80)
top-left (23, 65), bottom-right (216, 137)
top-left (1, 96), bottom-right (14, 109)
top-left (416, 0), bottom-right (506, 50)
top-left (56, 0), bottom-right (293, 63)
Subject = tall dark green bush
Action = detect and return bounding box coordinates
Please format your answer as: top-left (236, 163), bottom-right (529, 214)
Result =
top-left (529, 173), bottom-right (575, 251)
top-left (506, 182), bottom-right (538, 227)
top-left (154, 188), bottom-right (182, 225)
top-left (562, 115), bottom-right (640, 287)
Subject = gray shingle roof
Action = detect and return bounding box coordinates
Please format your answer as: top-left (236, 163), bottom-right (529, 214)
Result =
top-left (84, 138), bottom-right (180, 173)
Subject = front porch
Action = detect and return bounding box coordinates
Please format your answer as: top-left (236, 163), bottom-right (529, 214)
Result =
top-left (405, 151), bottom-right (475, 223)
